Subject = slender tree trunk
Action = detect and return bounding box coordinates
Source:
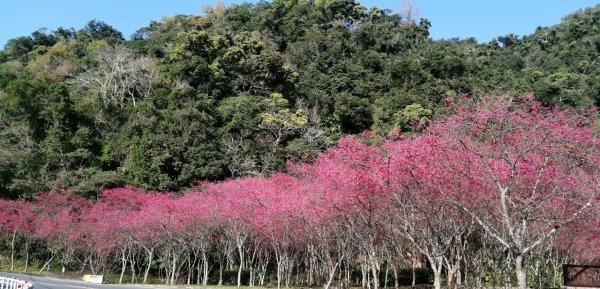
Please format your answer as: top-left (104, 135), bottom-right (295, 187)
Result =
top-left (384, 261), bottom-right (389, 289)
top-left (259, 257), bottom-right (268, 286)
top-left (277, 258), bottom-right (283, 289)
top-left (218, 259), bottom-right (224, 285)
top-left (274, 248), bottom-right (288, 289)
top-left (89, 255), bottom-right (98, 275)
top-left (40, 254), bottom-right (54, 274)
top-left (367, 267), bottom-right (372, 289)
top-left (24, 241), bottom-right (29, 273)
top-left (203, 252), bottom-right (209, 286)
top-left (308, 246), bottom-right (314, 288)
top-left (345, 260), bottom-right (351, 289)
top-left (187, 256), bottom-right (192, 285)
top-left (324, 259), bottom-right (342, 289)
top-left (10, 231), bottom-right (16, 271)
top-left (249, 245), bottom-right (258, 287)
top-left (61, 255), bottom-right (66, 274)
top-left (393, 265), bottom-right (399, 289)
top-left (464, 258), bottom-right (469, 289)
top-left (79, 256), bottom-right (87, 275)
top-left (119, 250), bottom-right (127, 284)
top-left (176, 261), bottom-right (183, 285)
top-left (259, 266), bottom-right (266, 286)
top-left (130, 255), bottom-right (136, 283)
top-left (286, 255), bottom-right (295, 288)
top-left (196, 255), bottom-right (202, 285)
top-left (371, 262), bottom-right (380, 289)
top-left (170, 253), bottom-right (177, 285)
top-left (143, 248), bottom-right (153, 284)
top-left (277, 262), bottom-right (282, 289)
top-left (361, 262), bottom-right (368, 289)
top-left (250, 264), bottom-right (255, 287)
top-left (238, 242), bottom-right (244, 287)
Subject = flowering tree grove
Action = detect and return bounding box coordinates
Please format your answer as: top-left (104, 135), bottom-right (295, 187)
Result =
top-left (0, 97), bottom-right (598, 289)
top-left (425, 97), bottom-right (600, 289)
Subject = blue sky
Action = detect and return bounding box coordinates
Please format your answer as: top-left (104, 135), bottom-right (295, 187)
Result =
top-left (1, 0), bottom-right (599, 48)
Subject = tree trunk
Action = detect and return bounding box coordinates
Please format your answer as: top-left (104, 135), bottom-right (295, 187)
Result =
top-left (463, 259), bottom-right (469, 289)
top-left (515, 254), bottom-right (527, 289)
top-left (131, 258), bottom-right (136, 283)
top-left (40, 254), bottom-right (54, 274)
top-left (345, 261), bottom-right (351, 289)
top-left (250, 265), bottom-right (255, 287)
top-left (238, 243), bottom-right (244, 287)
top-left (203, 252), bottom-right (209, 286)
top-left (324, 258), bottom-right (342, 289)
top-left (446, 260), bottom-right (458, 289)
top-left (79, 256), bottom-right (88, 275)
top-left (393, 266), bottom-right (399, 289)
top-left (196, 255), bottom-right (202, 285)
top-left (286, 258), bottom-right (294, 287)
top-left (10, 231), bottom-right (16, 271)
top-left (308, 246), bottom-right (314, 288)
top-left (274, 248), bottom-right (289, 289)
top-left (259, 257), bottom-right (268, 286)
top-left (430, 255), bottom-right (443, 289)
top-left (367, 267), bottom-right (372, 289)
top-left (119, 250), bottom-right (127, 284)
top-left (170, 253), bottom-right (177, 285)
top-left (219, 259), bottom-right (224, 285)
top-left (89, 255), bottom-right (98, 275)
top-left (433, 268), bottom-right (442, 289)
top-left (143, 248), bottom-right (153, 284)
top-left (277, 258), bottom-right (283, 289)
top-left (187, 256), bottom-right (192, 285)
top-left (383, 262), bottom-right (389, 288)
top-left (249, 245), bottom-right (258, 287)
top-left (361, 262), bottom-right (368, 289)
top-left (447, 268), bottom-right (454, 288)
top-left (371, 262), bottom-right (380, 289)
top-left (24, 241), bottom-right (29, 273)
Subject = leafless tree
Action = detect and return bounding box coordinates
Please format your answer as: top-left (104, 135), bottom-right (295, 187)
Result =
top-left (400, 0), bottom-right (419, 24)
top-left (75, 45), bottom-right (158, 108)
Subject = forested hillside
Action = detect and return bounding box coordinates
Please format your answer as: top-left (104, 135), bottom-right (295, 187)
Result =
top-left (1, 0), bottom-right (600, 198)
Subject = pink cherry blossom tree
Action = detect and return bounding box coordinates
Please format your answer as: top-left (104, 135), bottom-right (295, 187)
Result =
top-left (425, 96), bottom-right (600, 289)
top-left (33, 189), bottom-right (92, 273)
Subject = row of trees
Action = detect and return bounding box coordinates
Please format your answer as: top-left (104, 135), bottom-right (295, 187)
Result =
top-left (3, 0), bottom-right (600, 198)
top-left (1, 98), bottom-right (598, 289)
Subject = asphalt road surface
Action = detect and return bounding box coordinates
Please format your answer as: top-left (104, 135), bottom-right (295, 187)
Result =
top-left (0, 272), bottom-right (184, 289)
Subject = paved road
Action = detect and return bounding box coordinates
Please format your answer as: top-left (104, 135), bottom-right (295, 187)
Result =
top-left (0, 272), bottom-right (183, 289)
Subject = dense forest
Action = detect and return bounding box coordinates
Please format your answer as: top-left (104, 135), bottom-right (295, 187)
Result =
top-left (1, 0), bottom-right (600, 198)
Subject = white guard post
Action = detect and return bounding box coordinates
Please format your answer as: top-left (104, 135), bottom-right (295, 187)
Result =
top-left (0, 277), bottom-right (33, 289)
